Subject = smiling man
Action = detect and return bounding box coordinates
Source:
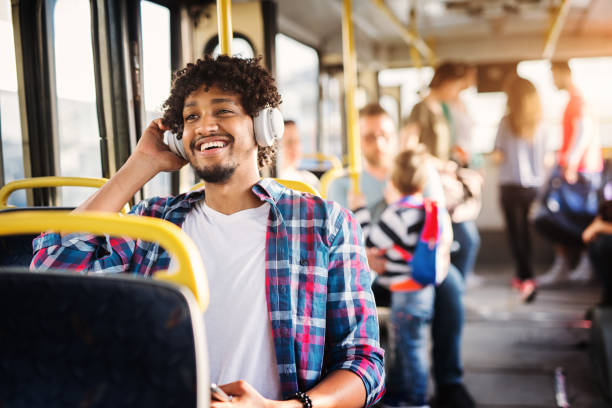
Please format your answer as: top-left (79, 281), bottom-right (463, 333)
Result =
top-left (31, 55), bottom-right (384, 408)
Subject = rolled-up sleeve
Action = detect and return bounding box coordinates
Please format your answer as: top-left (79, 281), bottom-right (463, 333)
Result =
top-left (325, 206), bottom-right (385, 407)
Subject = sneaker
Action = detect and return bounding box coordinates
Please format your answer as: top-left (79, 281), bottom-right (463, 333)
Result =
top-left (431, 383), bottom-right (475, 408)
top-left (519, 279), bottom-right (537, 303)
top-left (536, 255), bottom-right (569, 286)
top-left (568, 253), bottom-right (593, 284)
top-left (511, 277), bottom-right (522, 290)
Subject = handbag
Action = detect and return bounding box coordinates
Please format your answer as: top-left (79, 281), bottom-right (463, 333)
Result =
top-left (440, 167), bottom-right (483, 223)
top-left (534, 166), bottom-right (599, 246)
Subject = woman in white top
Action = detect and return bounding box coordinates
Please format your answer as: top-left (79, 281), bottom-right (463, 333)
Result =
top-left (493, 76), bottom-right (553, 302)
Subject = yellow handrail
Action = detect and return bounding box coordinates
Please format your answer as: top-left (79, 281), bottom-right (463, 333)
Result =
top-left (217, 0), bottom-right (233, 56)
top-left (0, 177), bottom-right (129, 212)
top-left (301, 153), bottom-right (343, 170)
top-left (189, 179), bottom-right (321, 197)
top-left (543, 0), bottom-right (571, 60)
top-left (0, 211), bottom-right (209, 311)
top-left (341, 0), bottom-right (362, 194)
top-left (319, 167), bottom-right (349, 199)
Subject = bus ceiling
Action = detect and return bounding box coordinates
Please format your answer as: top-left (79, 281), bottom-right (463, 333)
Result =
top-left (274, 0), bottom-right (612, 69)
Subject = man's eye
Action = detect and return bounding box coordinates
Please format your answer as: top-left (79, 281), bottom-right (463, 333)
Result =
top-left (217, 109), bottom-right (233, 115)
top-left (184, 114), bottom-right (198, 121)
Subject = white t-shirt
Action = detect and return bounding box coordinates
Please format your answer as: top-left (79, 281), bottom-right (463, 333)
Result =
top-left (177, 200), bottom-right (282, 400)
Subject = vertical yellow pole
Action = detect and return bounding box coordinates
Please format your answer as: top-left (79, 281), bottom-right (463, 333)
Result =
top-left (341, 0), bottom-right (362, 193)
top-left (217, 0), bottom-right (233, 56)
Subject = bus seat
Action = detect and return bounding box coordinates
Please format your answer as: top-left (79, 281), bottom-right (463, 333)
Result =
top-left (0, 212), bottom-right (210, 407)
top-left (319, 168), bottom-right (348, 199)
top-left (273, 178), bottom-right (321, 196)
top-left (0, 268), bottom-right (208, 408)
top-left (0, 208), bottom-right (76, 268)
top-left (0, 177), bottom-right (129, 212)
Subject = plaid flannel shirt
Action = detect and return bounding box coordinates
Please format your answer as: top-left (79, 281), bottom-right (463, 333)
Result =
top-left (31, 178), bottom-right (385, 406)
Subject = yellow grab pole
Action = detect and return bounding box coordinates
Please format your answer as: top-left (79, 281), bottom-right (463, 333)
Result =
top-left (341, 0), bottom-right (362, 193)
top-left (371, 0), bottom-right (436, 66)
top-left (217, 0), bottom-right (233, 55)
top-left (543, 0), bottom-right (570, 60)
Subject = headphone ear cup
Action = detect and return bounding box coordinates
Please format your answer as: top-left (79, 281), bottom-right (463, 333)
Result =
top-left (254, 107), bottom-right (284, 147)
top-left (165, 130), bottom-right (188, 160)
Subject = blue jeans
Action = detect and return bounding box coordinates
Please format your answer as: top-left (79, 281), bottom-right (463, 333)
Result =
top-left (433, 265), bottom-right (465, 387)
top-left (386, 286), bottom-right (435, 406)
top-left (451, 221), bottom-right (481, 278)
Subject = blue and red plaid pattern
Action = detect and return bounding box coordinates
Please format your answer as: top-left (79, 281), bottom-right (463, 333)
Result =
top-left (31, 178), bottom-right (385, 406)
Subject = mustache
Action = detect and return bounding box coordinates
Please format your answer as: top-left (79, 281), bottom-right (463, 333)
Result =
top-left (189, 133), bottom-right (234, 150)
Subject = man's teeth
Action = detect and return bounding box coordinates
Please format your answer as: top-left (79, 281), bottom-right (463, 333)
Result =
top-left (200, 141), bottom-right (227, 151)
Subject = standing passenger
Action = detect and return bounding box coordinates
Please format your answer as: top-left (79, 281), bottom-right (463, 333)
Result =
top-left (537, 61), bottom-right (603, 285)
top-left (407, 63), bottom-right (481, 282)
top-left (493, 76), bottom-right (553, 302)
top-left (31, 55), bottom-right (384, 408)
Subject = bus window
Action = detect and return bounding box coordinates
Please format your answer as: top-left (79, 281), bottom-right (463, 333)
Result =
top-left (518, 57), bottom-right (612, 149)
top-left (276, 34), bottom-right (319, 157)
top-left (0, 0), bottom-right (25, 206)
top-left (379, 94), bottom-right (399, 128)
top-left (53, 0), bottom-right (101, 206)
top-left (140, 0), bottom-right (171, 198)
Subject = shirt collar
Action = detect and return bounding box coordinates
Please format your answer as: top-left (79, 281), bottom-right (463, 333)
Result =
top-left (175, 178), bottom-right (284, 211)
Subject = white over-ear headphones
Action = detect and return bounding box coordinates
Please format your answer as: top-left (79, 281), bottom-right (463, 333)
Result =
top-left (253, 107), bottom-right (284, 147)
top-left (166, 107), bottom-right (284, 160)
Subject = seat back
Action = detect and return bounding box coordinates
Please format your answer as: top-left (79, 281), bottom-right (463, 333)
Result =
top-left (0, 268), bottom-right (208, 408)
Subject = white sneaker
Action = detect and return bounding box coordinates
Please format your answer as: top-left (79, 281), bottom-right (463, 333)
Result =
top-left (568, 253), bottom-right (593, 283)
top-left (536, 255), bottom-right (569, 286)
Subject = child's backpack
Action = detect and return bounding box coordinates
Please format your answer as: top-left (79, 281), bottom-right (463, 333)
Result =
top-left (389, 198), bottom-right (441, 291)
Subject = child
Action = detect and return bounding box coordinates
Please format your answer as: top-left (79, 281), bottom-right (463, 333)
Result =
top-left (350, 147), bottom-right (452, 408)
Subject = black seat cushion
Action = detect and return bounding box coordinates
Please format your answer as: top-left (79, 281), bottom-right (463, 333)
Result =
top-left (0, 268), bottom-right (201, 408)
top-left (0, 234), bottom-right (37, 267)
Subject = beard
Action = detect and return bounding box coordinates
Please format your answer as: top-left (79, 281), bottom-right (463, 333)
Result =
top-left (192, 163), bottom-right (237, 183)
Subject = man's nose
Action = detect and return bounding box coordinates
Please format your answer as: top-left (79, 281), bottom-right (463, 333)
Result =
top-left (196, 114), bottom-right (219, 135)
top-left (376, 135), bottom-right (387, 149)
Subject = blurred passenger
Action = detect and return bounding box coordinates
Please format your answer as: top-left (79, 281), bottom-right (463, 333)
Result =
top-left (493, 76), bottom-right (554, 302)
top-left (328, 103), bottom-right (475, 408)
top-left (349, 147), bottom-right (453, 408)
top-left (406, 62), bottom-right (482, 283)
top-left (447, 63), bottom-right (478, 168)
top-left (278, 120), bottom-right (320, 189)
top-left (406, 61), bottom-right (466, 161)
top-left (583, 179), bottom-right (612, 306)
top-left (537, 61), bottom-right (603, 286)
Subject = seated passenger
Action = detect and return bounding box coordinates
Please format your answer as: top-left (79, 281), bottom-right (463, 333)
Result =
top-left (349, 147), bottom-right (452, 408)
top-left (328, 104), bottom-right (475, 408)
top-left (31, 55), bottom-right (384, 408)
top-left (278, 120), bottom-right (320, 189)
top-left (583, 179), bottom-right (612, 307)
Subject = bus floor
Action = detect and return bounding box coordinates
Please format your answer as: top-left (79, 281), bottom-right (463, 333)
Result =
top-left (460, 264), bottom-right (607, 408)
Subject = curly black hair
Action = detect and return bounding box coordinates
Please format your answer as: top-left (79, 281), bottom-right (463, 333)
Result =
top-left (162, 55), bottom-right (282, 169)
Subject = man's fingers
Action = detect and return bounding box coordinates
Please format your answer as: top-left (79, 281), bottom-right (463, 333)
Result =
top-left (219, 380), bottom-right (250, 395)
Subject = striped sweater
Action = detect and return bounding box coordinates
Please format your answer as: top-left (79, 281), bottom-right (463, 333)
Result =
top-left (355, 194), bottom-right (448, 291)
